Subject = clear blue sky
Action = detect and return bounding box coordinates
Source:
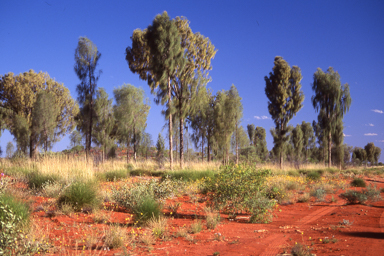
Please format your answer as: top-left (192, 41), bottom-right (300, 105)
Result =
top-left (1, 0), bottom-right (383, 162)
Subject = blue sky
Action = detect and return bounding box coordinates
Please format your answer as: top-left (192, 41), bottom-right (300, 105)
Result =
top-left (1, 0), bottom-right (383, 162)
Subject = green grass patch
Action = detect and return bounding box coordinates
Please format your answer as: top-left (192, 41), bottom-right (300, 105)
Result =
top-left (27, 171), bottom-right (59, 190)
top-left (164, 169), bottom-right (216, 181)
top-left (57, 180), bottom-right (100, 212)
top-left (130, 168), bottom-right (164, 177)
top-left (306, 171), bottom-right (322, 181)
top-left (0, 194), bottom-right (30, 227)
top-left (99, 169), bottom-right (130, 181)
top-left (133, 196), bottom-right (162, 225)
top-left (350, 177), bottom-right (366, 187)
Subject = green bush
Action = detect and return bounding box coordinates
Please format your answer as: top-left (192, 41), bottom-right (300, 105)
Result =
top-left (350, 178), bottom-right (366, 187)
top-left (112, 176), bottom-right (182, 210)
top-left (287, 170), bottom-right (300, 177)
top-left (205, 164), bottom-right (274, 223)
top-left (0, 200), bottom-right (38, 255)
top-left (164, 169), bottom-right (216, 182)
top-left (0, 194), bottom-right (30, 226)
top-left (310, 186), bottom-right (326, 201)
top-left (266, 185), bottom-right (287, 203)
top-left (27, 171), bottom-right (59, 190)
top-left (133, 196), bottom-right (162, 225)
top-left (57, 181), bottom-right (99, 212)
top-left (103, 169), bottom-right (130, 181)
top-left (307, 171), bottom-right (321, 181)
top-left (340, 185), bottom-right (381, 204)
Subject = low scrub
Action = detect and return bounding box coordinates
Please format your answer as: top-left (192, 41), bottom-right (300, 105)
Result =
top-left (0, 194), bottom-right (30, 226)
top-left (27, 171), bottom-right (59, 190)
top-left (350, 177), bottom-right (366, 187)
top-left (291, 242), bottom-right (313, 256)
top-left (206, 164), bottom-right (275, 223)
top-left (340, 185), bottom-right (381, 204)
top-left (100, 169), bottom-right (130, 181)
top-left (164, 169), bottom-right (216, 182)
top-left (306, 171), bottom-right (322, 181)
top-left (112, 177), bottom-right (182, 210)
top-left (133, 196), bottom-right (162, 225)
top-left (57, 180), bottom-right (100, 212)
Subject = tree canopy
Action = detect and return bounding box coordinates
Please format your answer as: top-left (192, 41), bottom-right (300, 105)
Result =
top-left (0, 70), bottom-right (78, 158)
top-left (265, 56), bottom-right (304, 169)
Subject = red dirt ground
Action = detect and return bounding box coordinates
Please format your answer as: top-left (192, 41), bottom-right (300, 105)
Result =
top-left (6, 176), bottom-right (384, 255)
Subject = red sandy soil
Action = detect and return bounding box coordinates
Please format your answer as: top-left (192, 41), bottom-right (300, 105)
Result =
top-left (6, 176), bottom-right (384, 256)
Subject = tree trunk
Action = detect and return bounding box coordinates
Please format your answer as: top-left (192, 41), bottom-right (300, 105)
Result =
top-left (201, 135), bottom-right (204, 162)
top-left (180, 116), bottom-right (184, 169)
top-left (133, 127), bottom-right (137, 162)
top-left (328, 131), bottom-right (332, 168)
top-left (30, 131), bottom-right (37, 159)
top-left (127, 138), bottom-right (129, 164)
top-left (168, 77), bottom-right (173, 170)
top-left (207, 130), bottom-right (211, 162)
top-left (235, 118), bottom-right (239, 165)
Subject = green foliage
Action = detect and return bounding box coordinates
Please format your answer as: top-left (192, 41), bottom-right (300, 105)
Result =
top-left (0, 194), bottom-right (30, 226)
top-left (266, 184), bottom-right (287, 203)
top-left (0, 70), bottom-right (78, 158)
top-left (340, 185), bottom-right (381, 204)
top-left (306, 171), bottom-right (322, 181)
top-left (32, 91), bottom-right (60, 152)
top-left (0, 200), bottom-right (38, 255)
top-left (310, 186), bottom-right (326, 201)
top-left (164, 169), bottom-right (215, 182)
top-left (112, 177), bottom-right (182, 211)
top-left (312, 67), bottom-right (352, 168)
top-left (27, 171), bottom-right (59, 190)
top-left (265, 56), bottom-right (304, 169)
top-left (350, 178), bottom-right (366, 187)
top-left (41, 180), bottom-right (65, 198)
top-left (74, 36), bottom-right (101, 157)
top-left (58, 181), bottom-right (100, 212)
top-left (93, 88), bottom-right (115, 160)
top-left (133, 196), bottom-right (162, 225)
top-left (6, 141), bottom-right (15, 158)
top-left (113, 84), bottom-right (150, 162)
top-left (102, 169), bottom-right (130, 181)
top-left (189, 220), bottom-right (203, 234)
top-left (206, 164), bottom-right (274, 223)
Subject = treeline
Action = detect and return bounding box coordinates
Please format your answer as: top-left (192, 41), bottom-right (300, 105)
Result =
top-left (0, 11), bottom-right (381, 169)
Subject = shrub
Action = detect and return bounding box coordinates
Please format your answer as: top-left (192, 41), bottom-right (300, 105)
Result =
top-left (165, 169), bottom-right (216, 182)
top-left (105, 225), bottom-right (127, 249)
top-left (189, 220), bottom-right (203, 234)
top-left (310, 186), bottom-right (326, 201)
top-left (350, 178), bottom-right (366, 187)
top-left (57, 181), bottom-right (99, 212)
top-left (298, 193), bottom-right (310, 203)
top-left (291, 242), bottom-right (312, 256)
top-left (205, 209), bottom-right (221, 229)
top-left (27, 171), bottom-right (59, 190)
top-left (103, 169), bottom-right (130, 181)
top-left (148, 216), bottom-right (168, 239)
top-left (287, 170), bottom-right (300, 177)
top-left (41, 180), bottom-right (65, 198)
top-left (133, 196), bottom-right (162, 225)
top-left (0, 197), bottom-right (38, 255)
top-left (306, 171), bottom-right (321, 181)
top-left (266, 185), bottom-right (287, 203)
top-left (112, 177), bottom-right (182, 210)
top-left (340, 185), bottom-right (381, 204)
top-left (0, 194), bottom-right (30, 226)
top-left (206, 164), bottom-right (274, 222)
